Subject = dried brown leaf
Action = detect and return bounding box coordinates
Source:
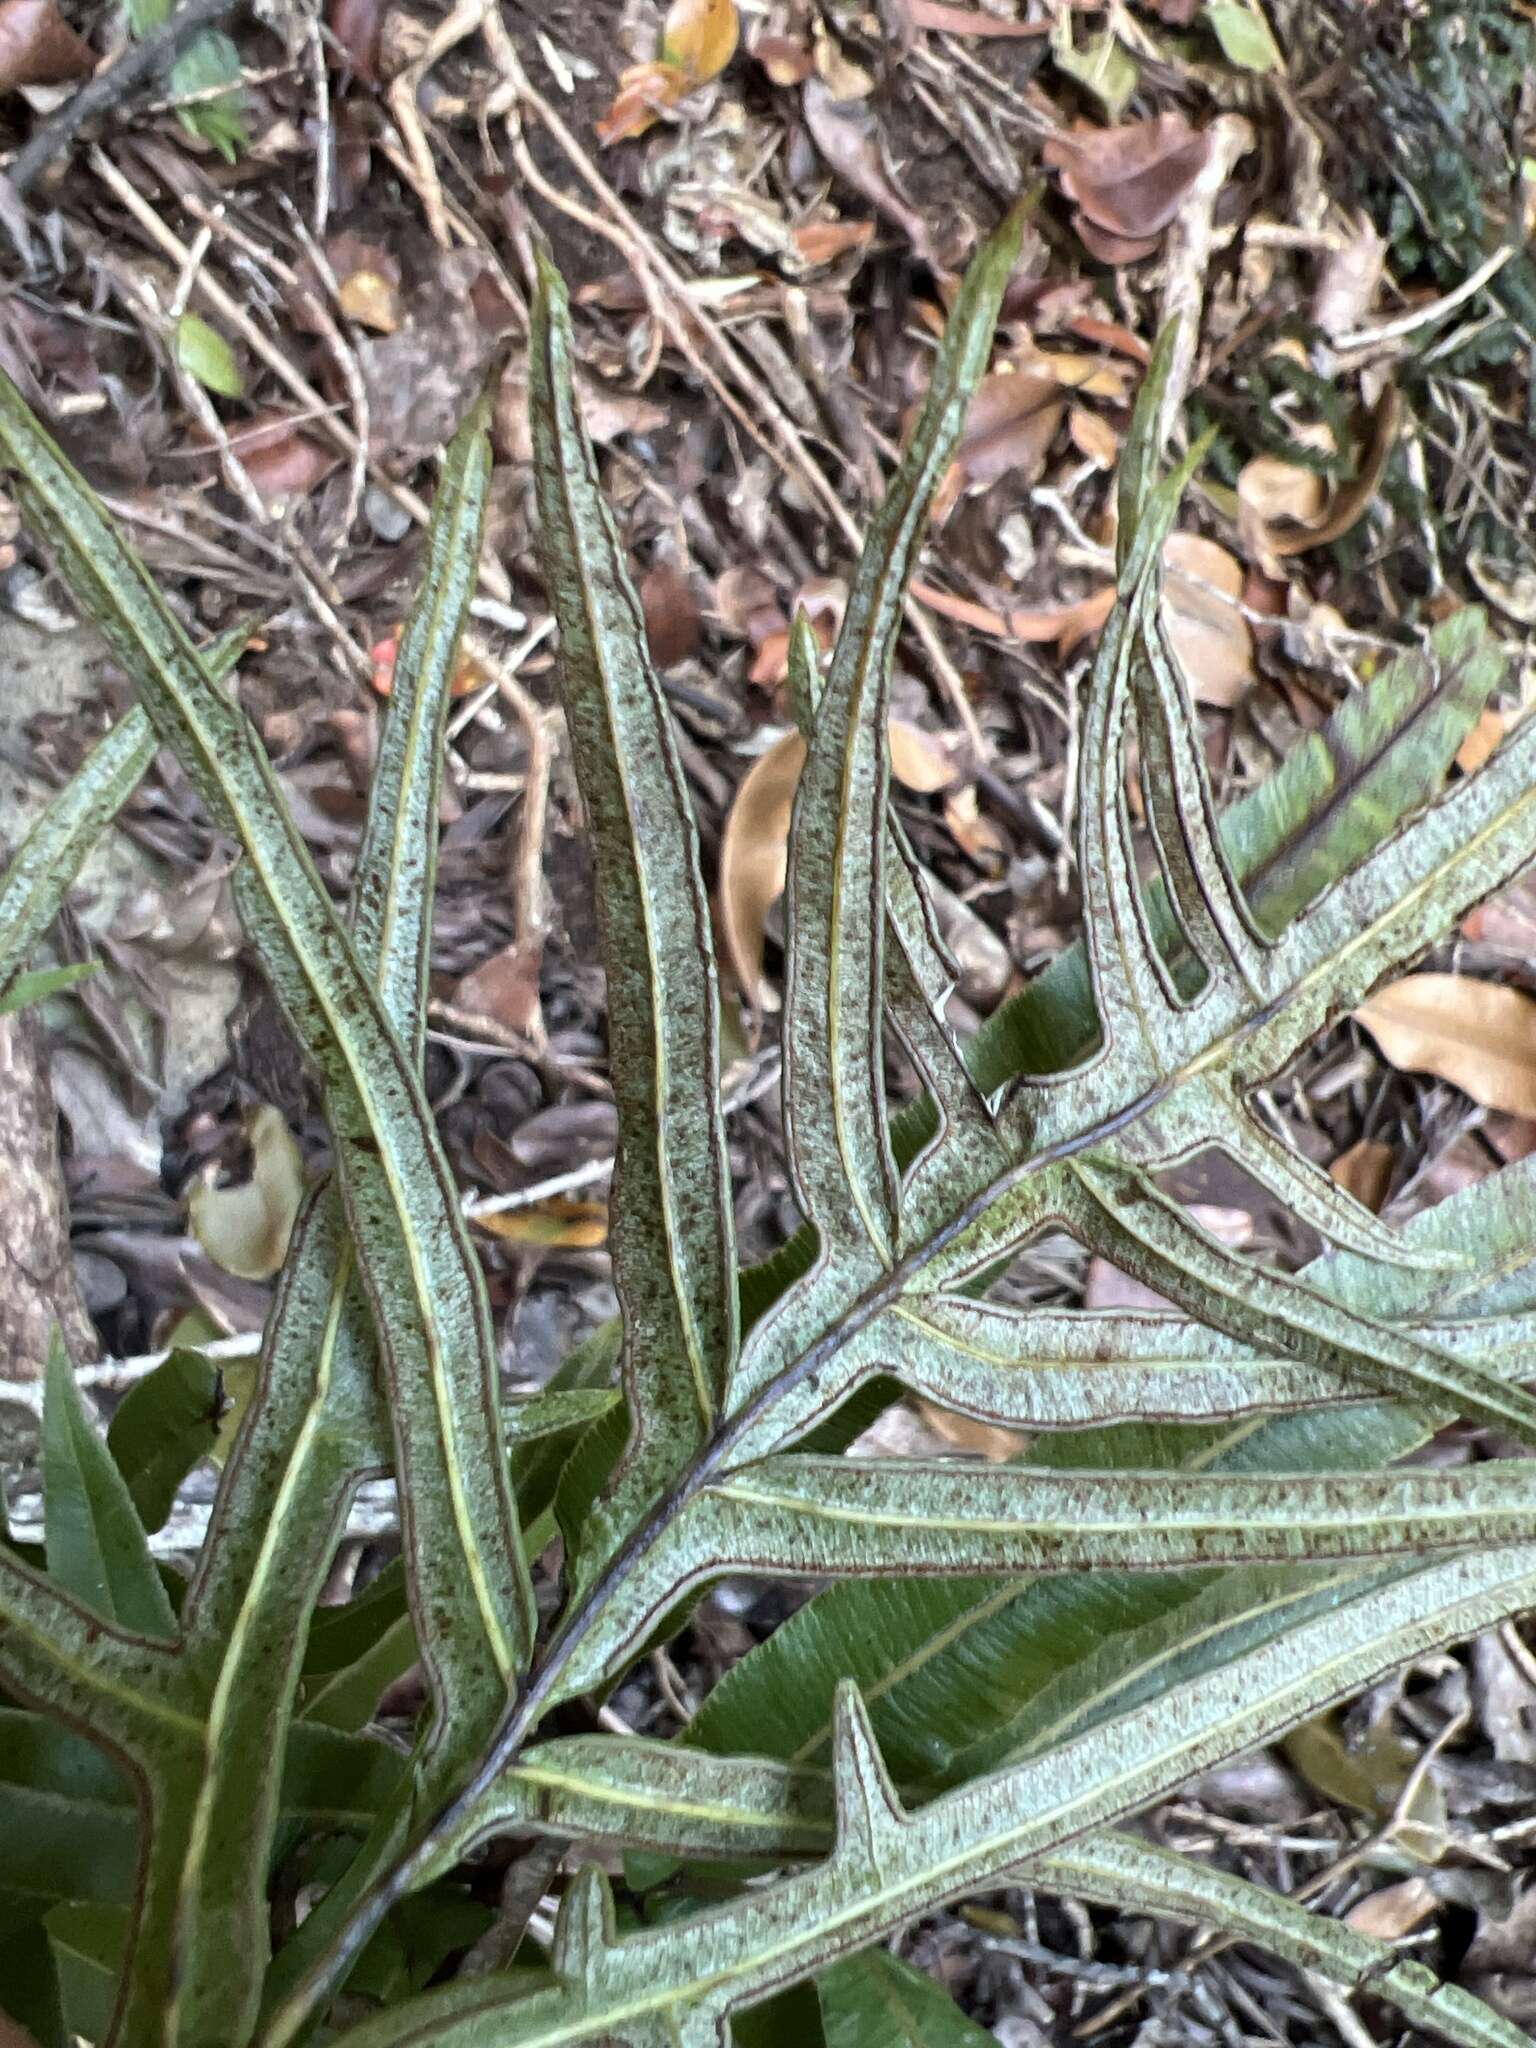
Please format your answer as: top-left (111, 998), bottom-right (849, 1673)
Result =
top-left (0, 0), bottom-right (91, 89)
top-left (719, 720), bottom-right (961, 999)
top-left (1161, 533), bottom-right (1253, 707)
top-left (802, 77), bottom-right (934, 263)
top-left (1455, 706), bottom-right (1508, 776)
top-left (1328, 1138), bottom-right (1394, 1213)
top-left (1356, 974), bottom-right (1536, 1117)
top-left (225, 412), bottom-right (341, 508)
top-left (475, 1198), bottom-right (609, 1251)
top-left (1068, 404), bottom-right (1119, 469)
top-left (660, 0), bottom-right (739, 80)
top-left (452, 943), bottom-right (544, 1044)
top-left (640, 562), bottom-right (702, 669)
top-left (1044, 114), bottom-right (1213, 243)
top-left (1263, 388), bottom-right (1401, 557)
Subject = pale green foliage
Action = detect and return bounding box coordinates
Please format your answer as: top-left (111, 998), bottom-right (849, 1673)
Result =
top-left (0, 208), bottom-right (1534, 2048)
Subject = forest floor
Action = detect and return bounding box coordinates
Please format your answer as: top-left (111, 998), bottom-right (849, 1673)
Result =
top-left (3, 0), bottom-right (1536, 2038)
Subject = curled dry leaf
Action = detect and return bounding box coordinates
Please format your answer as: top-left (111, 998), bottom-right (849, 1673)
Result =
top-left (1245, 388), bottom-right (1402, 561)
top-left (1455, 706), bottom-right (1508, 777)
top-left (451, 941), bottom-right (544, 1045)
top-left (223, 411), bottom-right (341, 508)
top-left (1161, 534), bottom-right (1253, 708)
top-left (720, 722), bottom-right (961, 1002)
top-left (0, 0), bottom-right (92, 90)
top-left (1068, 404), bottom-right (1119, 469)
top-left (324, 234), bottom-right (404, 334)
top-left (1044, 114), bottom-right (1214, 266)
top-left (1356, 973), bottom-right (1536, 1118)
top-left (475, 1198), bottom-right (609, 1251)
top-left (801, 78), bottom-right (934, 265)
top-left (751, 31), bottom-right (813, 84)
top-left (1344, 1878), bottom-right (1439, 1942)
top-left (596, 0), bottom-right (739, 142)
top-left (934, 365), bottom-right (1066, 517)
top-left (187, 1105), bottom-right (305, 1282)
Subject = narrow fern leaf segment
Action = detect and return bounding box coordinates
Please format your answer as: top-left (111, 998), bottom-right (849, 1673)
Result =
top-left (161, 1197), bottom-right (383, 2048)
top-left (350, 398), bottom-right (491, 1068)
top-left (0, 375), bottom-right (534, 1689)
top-left (1129, 572), bottom-right (1267, 995)
top-left (326, 1550), bottom-right (1536, 2048)
top-left (530, 250), bottom-right (737, 1458)
top-left (781, 204), bottom-right (1025, 1264)
top-left (537, 1454), bottom-right (1536, 1674)
top-left (857, 1296), bottom-right (1536, 1432)
top-left (0, 707), bottom-right (155, 1001)
top-left (1070, 1156), bottom-right (1536, 1443)
top-left (1047, 1836), bottom-right (1530, 2048)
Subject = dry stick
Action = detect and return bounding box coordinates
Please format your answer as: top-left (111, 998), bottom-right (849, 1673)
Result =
top-left (85, 146), bottom-right (518, 607)
top-left (386, 0), bottom-right (493, 250)
top-left (1156, 114), bottom-right (1256, 454)
top-left (58, 207), bottom-right (372, 679)
top-left (6, 0), bottom-right (242, 197)
top-left (486, 33), bottom-right (990, 752)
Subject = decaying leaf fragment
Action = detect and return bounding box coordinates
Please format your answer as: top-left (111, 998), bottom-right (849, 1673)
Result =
top-left (1044, 114), bottom-right (1214, 264)
top-left (596, 0), bottom-right (740, 143)
top-left (187, 1103), bottom-right (305, 1281)
top-left (719, 719), bottom-right (963, 1005)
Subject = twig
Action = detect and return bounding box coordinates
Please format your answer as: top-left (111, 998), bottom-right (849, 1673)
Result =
top-left (86, 146), bottom-right (518, 606)
top-left (1332, 243), bottom-right (1518, 354)
top-left (7, 0), bottom-right (243, 198)
top-left (487, 34), bottom-right (989, 751)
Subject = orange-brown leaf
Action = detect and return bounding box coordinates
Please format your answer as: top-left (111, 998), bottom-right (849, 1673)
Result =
top-left (476, 1198), bottom-right (609, 1250)
top-left (660, 0), bottom-right (739, 81)
top-left (1356, 974), bottom-right (1536, 1117)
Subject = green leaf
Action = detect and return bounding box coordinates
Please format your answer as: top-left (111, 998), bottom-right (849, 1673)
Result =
top-left (817, 1951), bottom-right (993, 2048)
top-left (0, 962), bottom-right (98, 1016)
top-left (1051, 22), bottom-right (1138, 115)
top-left (318, 1548), bottom-right (1536, 2047)
top-left (1204, 0), bottom-right (1282, 72)
top-left (0, 708), bottom-right (154, 1004)
top-left (45, 1903), bottom-right (125, 2047)
top-left (106, 1349), bottom-right (223, 1534)
top-left (777, 204), bottom-right (1024, 1272)
top-left (0, 1919), bottom-right (64, 2048)
top-left (175, 313), bottom-right (244, 398)
top-left (41, 1337), bottom-right (175, 1640)
top-left (529, 248), bottom-right (739, 1512)
top-left (166, 29), bottom-right (248, 160)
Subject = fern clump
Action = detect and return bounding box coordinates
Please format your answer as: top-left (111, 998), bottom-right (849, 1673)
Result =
top-left (2, 205), bottom-right (1536, 2048)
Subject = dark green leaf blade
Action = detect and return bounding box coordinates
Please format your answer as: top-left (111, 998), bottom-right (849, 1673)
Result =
top-left (41, 1337), bottom-right (174, 1640)
top-left (106, 1349), bottom-right (223, 1535)
top-left (817, 1950), bottom-right (993, 2048)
